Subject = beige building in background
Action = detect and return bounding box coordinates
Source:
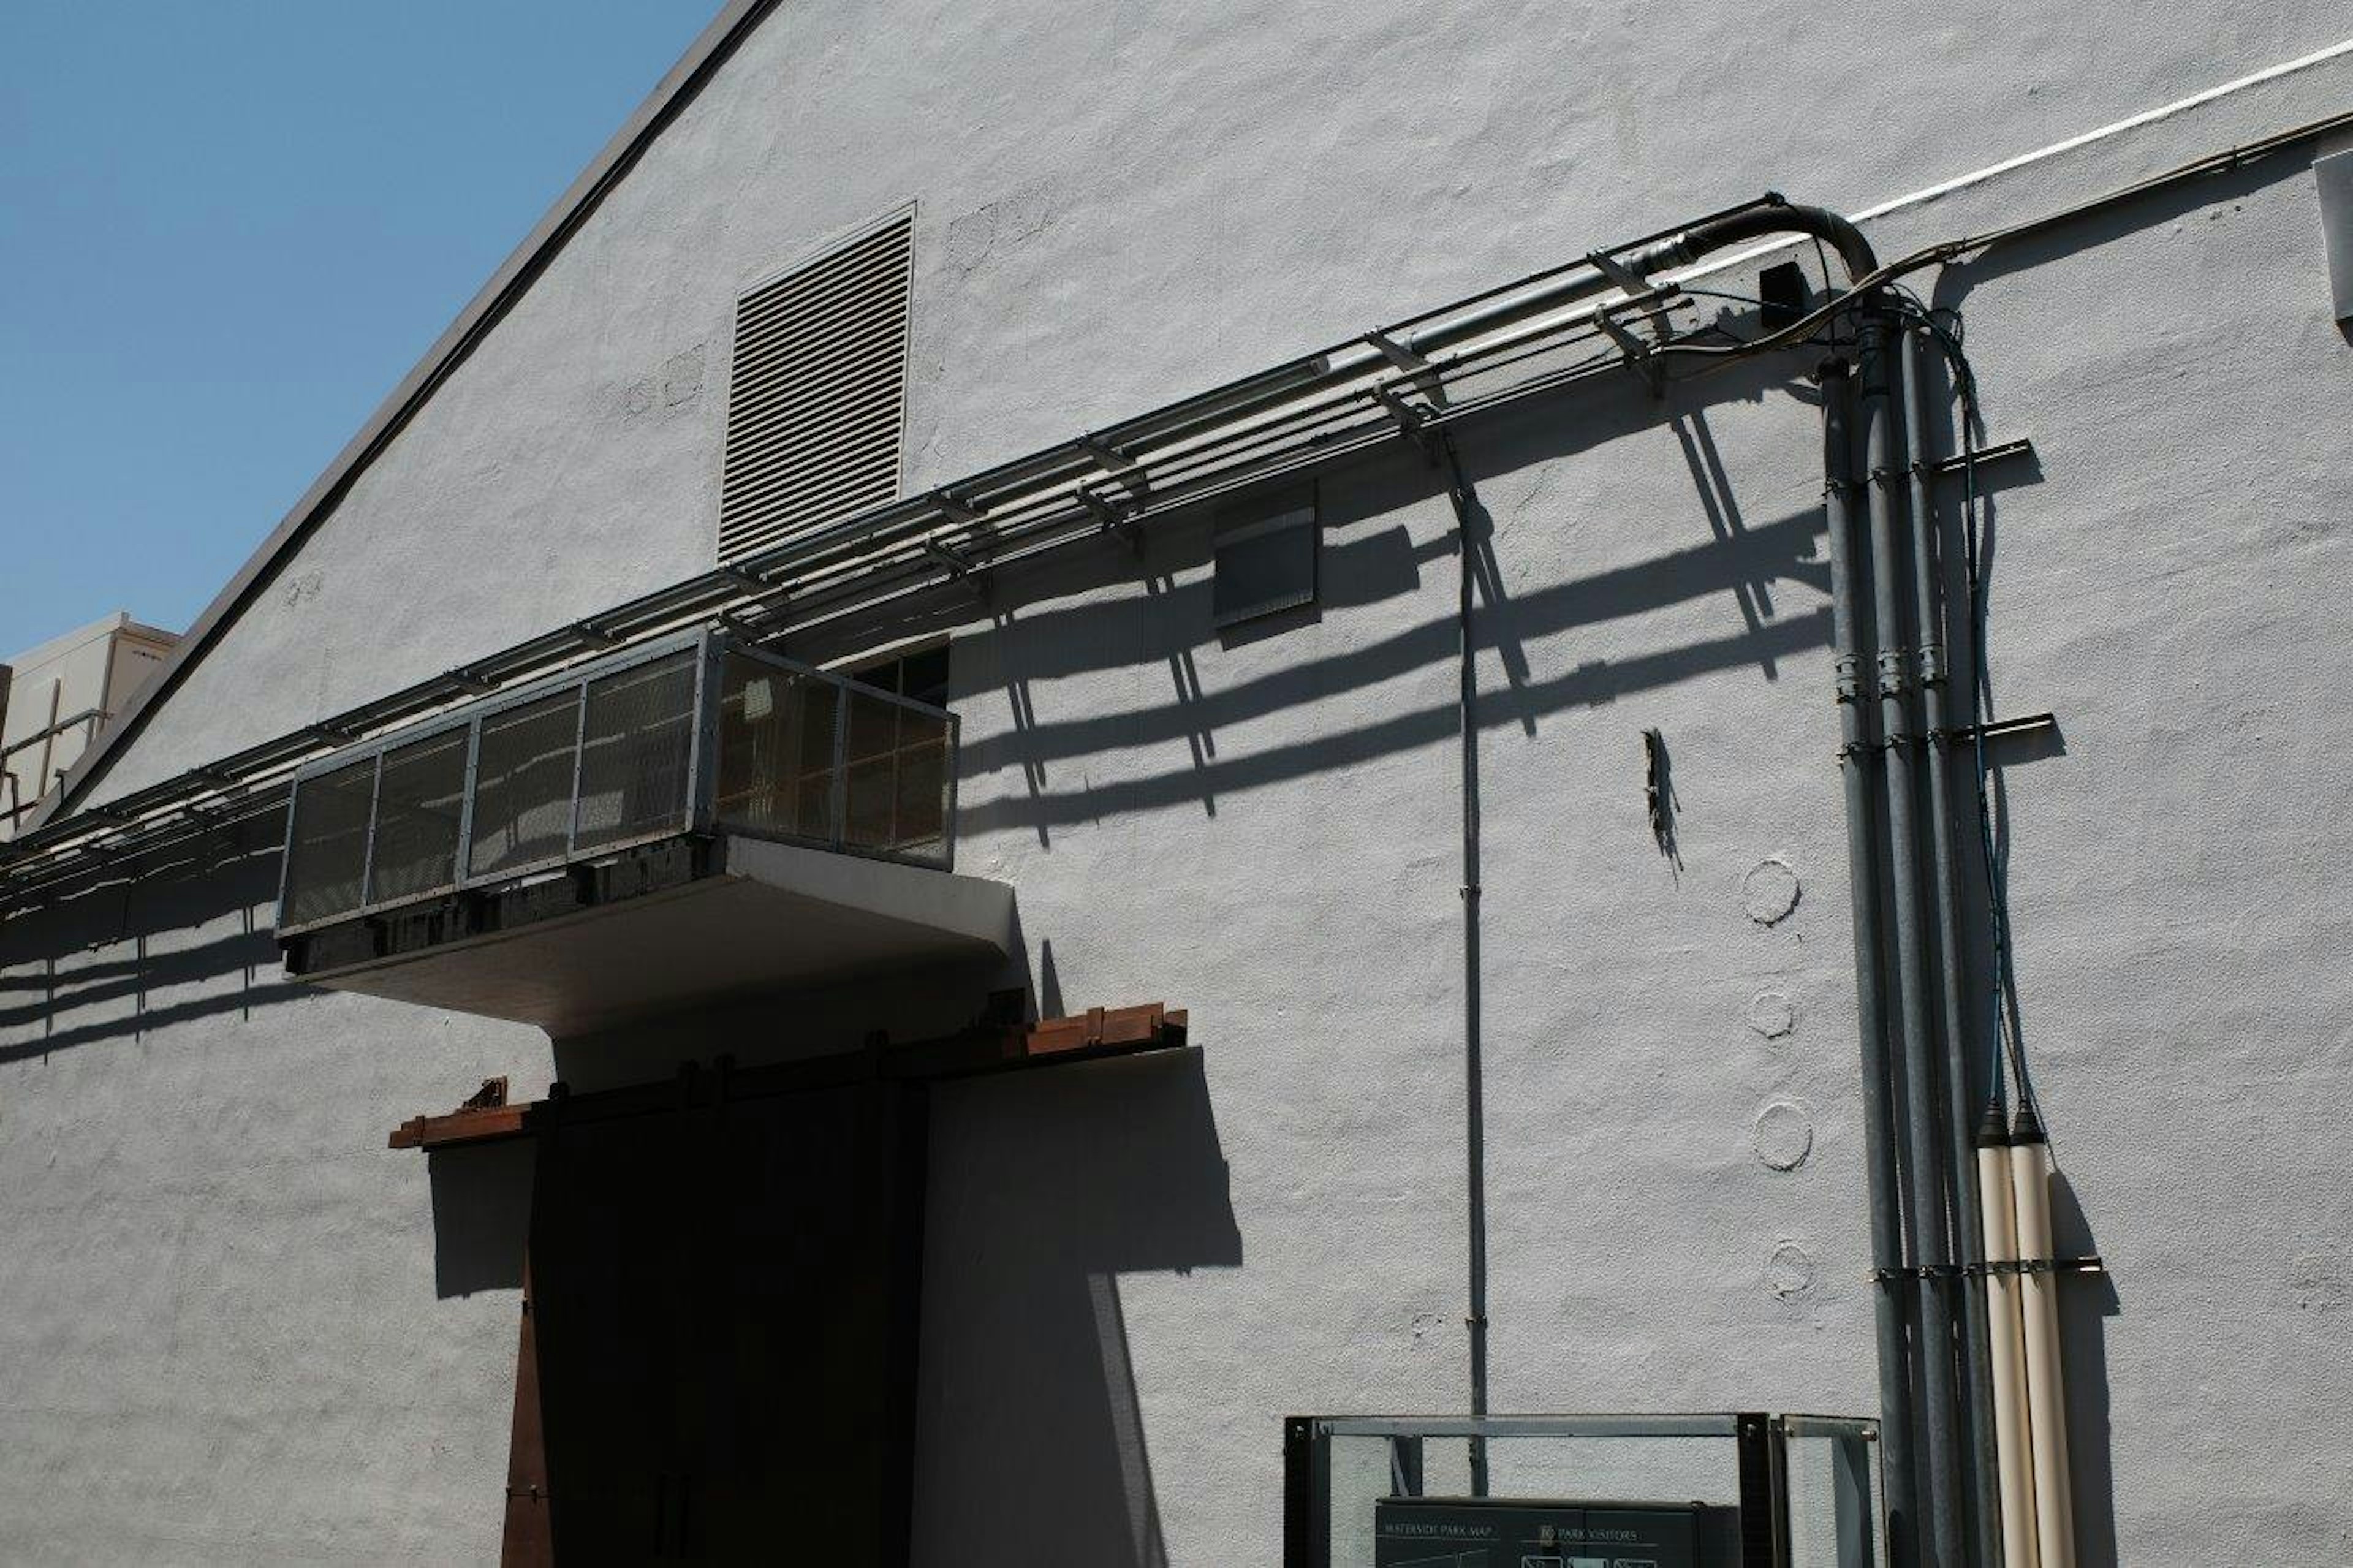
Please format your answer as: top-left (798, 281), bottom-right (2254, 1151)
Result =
top-left (0, 613), bottom-right (178, 838)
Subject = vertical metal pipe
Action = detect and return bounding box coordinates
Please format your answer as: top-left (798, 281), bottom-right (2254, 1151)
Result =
top-left (1903, 326), bottom-right (2003, 1564)
top-left (1820, 358), bottom-right (1919, 1567)
top-left (1438, 433), bottom-right (1490, 1496)
top-left (1862, 313), bottom-right (1963, 1568)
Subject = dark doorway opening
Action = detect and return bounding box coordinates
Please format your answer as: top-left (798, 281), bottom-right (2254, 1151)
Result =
top-left (515, 1077), bottom-right (928, 1565)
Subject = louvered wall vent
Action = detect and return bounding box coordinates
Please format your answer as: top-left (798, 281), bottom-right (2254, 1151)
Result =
top-left (718, 210), bottom-right (914, 562)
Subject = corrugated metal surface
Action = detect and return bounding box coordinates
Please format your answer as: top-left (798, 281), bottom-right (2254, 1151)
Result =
top-left (718, 212), bottom-right (914, 562)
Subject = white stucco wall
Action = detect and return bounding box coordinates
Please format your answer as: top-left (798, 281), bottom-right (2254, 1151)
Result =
top-left (5, 3), bottom-right (2353, 1562)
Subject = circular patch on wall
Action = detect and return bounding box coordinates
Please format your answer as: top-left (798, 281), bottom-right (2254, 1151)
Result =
top-left (1753, 1100), bottom-right (1814, 1171)
top-left (1748, 990), bottom-right (1797, 1039)
top-left (1741, 858), bottom-right (1801, 925)
top-left (1764, 1240), bottom-right (1818, 1299)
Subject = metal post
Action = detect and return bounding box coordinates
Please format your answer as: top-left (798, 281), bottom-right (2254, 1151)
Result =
top-left (1862, 311), bottom-right (1963, 1568)
top-left (357, 754), bottom-right (385, 909)
top-left (1283, 1417), bottom-right (1330, 1568)
top-left (1904, 325), bottom-right (2003, 1566)
top-left (1821, 357), bottom-right (1920, 1568)
top-left (1438, 431), bottom-right (1490, 1497)
top-left (563, 681), bottom-right (591, 857)
top-left (454, 719), bottom-right (483, 888)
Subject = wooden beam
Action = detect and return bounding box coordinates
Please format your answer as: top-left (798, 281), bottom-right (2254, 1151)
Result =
top-left (385, 1003), bottom-right (1190, 1151)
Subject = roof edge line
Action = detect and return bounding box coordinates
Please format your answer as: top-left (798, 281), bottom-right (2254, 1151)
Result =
top-left (34, 0), bottom-right (782, 830)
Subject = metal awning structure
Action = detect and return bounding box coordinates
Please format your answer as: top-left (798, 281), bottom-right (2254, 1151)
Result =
top-left (0, 194), bottom-right (1795, 917)
top-left (272, 630), bottom-right (991, 1035)
top-left (387, 1002), bottom-right (1189, 1150)
top-left (301, 834), bottom-right (1015, 1036)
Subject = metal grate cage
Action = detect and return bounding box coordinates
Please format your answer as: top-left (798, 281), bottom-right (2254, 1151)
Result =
top-left (277, 629), bottom-right (958, 936)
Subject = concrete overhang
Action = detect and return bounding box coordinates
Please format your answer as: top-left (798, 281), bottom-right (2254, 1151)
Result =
top-left (296, 835), bottom-right (1015, 1036)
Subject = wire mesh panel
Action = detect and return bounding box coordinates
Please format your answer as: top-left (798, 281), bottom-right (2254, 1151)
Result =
top-left (713, 649), bottom-right (952, 866)
top-left (841, 684), bottom-right (900, 852)
top-left (573, 651), bottom-right (697, 854)
top-left (282, 757), bottom-right (377, 929)
top-left (467, 691), bottom-right (583, 879)
top-left (839, 686), bottom-right (952, 865)
top-left (277, 631), bottom-right (959, 938)
top-left (368, 729), bottom-right (469, 903)
top-left (713, 654), bottom-right (836, 843)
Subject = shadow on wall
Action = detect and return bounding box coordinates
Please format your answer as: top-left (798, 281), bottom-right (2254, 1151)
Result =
top-left (2050, 1167), bottom-right (2122, 1568)
top-left (0, 811), bottom-right (300, 1067)
top-left (798, 344), bottom-right (2052, 847)
top-left (914, 1046), bottom-right (1241, 1568)
top-left (427, 1138), bottom-right (535, 1298)
top-left (411, 1023), bottom-right (1238, 1565)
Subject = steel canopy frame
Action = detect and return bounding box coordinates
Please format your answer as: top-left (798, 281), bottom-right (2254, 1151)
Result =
top-left (0, 197), bottom-right (1803, 912)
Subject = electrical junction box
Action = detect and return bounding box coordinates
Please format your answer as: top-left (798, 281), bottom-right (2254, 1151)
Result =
top-left (1373, 1496), bottom-right (1711, 1568)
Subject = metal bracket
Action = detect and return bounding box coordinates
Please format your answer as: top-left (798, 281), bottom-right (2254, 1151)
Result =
top-left (1876, 646), bottom-right (1912, 693)
top-left (1076, 486), bottom-right (1145, 553)
top-left (921, 538), bottom-right (976, 576)
top-left (1078, 431), bottom-right (1135, 471)
top-left (1586, 248), bottom-right (1654, 298)
top-left (934, 491), bottom-right (986, 527)
top-left (1596, 309), bottom-right (1665, 397)
top-left (1371, 382), bottom-right (1441, 457)
top-left (1930, 437), bottom-right (2034, 480)
top-left (444, 668), bottom-right (496, 695)
top-left (1934, 711), bottom-right (2057, 746)
top-left (1965, 1256), bottom-right (2105, 1279)
top-left (1364, 328), bottom-right (1429, 374)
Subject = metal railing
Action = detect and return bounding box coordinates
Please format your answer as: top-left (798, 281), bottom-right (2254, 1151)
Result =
top-left (1286, 1412), bottom-right (1882, 1568)
top-left (276, 628), bottom-right (956, 935)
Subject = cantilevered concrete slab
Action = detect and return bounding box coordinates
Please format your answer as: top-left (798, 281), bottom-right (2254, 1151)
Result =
top-left (295, 836), bottom-right (1015, 1036)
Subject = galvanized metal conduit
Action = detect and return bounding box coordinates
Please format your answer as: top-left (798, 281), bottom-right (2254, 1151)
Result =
top-left (1821, 360), bottom-right (1922, 1568)
top-left (1436, 431), bottom-right (1491, 1496)
top-left (2, 199), bottom-right (1847, 892)
top-left (0, 301), bottom-right (1691, 907)
top-left (1863, 308), bottom-right (1965, 1568)
top-left (1903, 325), bottom-right (2003, 1566)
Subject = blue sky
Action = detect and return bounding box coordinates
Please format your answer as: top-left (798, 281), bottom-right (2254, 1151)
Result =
top-left (0, 2), bottom-right (718, 660)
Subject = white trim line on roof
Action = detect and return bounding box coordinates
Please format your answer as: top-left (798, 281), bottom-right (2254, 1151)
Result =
top-left (1855, 34), bottom-right (2353, 224)
top-left (1667, 34), bottom-right (2353, 289)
